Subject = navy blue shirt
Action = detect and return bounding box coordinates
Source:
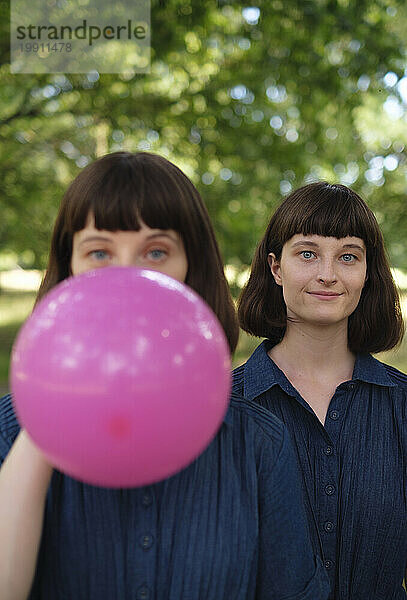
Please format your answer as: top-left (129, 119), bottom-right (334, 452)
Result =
top-left (0, 392), bottom-right (329, 600)
top-left (233, 340), bottom-right (407, 600)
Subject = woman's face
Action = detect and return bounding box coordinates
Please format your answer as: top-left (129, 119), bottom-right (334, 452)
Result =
top-left (71, 213), bottom-right (188, 282)
top-left (268, 234), bottom-right (367, 327)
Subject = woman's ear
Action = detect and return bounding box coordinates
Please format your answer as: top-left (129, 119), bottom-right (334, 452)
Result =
top-left (268, 253), bottom-right (282, 286)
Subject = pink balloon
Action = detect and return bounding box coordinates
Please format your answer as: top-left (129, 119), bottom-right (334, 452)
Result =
top-left (10, 267), bottom-right (231, 487)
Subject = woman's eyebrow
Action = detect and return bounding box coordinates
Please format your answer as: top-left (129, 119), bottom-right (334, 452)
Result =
top-left (291, 240), bottom-right (319, 248)
top-left (78, 232), bottom-right (179, 246)
top-left (145, 231), bottom-right (179, 242)
top-left (78, 235), bottom-right (112, 247)
top-left (342, 244), bottom-right (365, 252)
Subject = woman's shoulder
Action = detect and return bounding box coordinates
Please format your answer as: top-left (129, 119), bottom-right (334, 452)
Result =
top-left (227, 393), bottom-right (285, 445)
top-left (226, 394), bottom-right (295, 479)
top-left (232, 340), bottom-right (271, 395)
top-left (381, 362), bottom-right (407, 389)
top-left (368, 355), bottom-right (407, 392)
top-left (0, 394), bottom-right (21, 461)
top-left (366, 358), bottom-right (407, 418)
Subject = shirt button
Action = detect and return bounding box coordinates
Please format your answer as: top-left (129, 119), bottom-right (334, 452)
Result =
top-left (324, 521), bottom-right (335, 532)
top-left (137, 586), bottom-right (150, 600)
top-left (140, 534), bottom-right (154, 550)
top-left (323, 446), bottom-right (333, 456)
top-left (142, 494), bottom-right (152, 507)
top-left (325, 484), bottom-right (335, 495)
top-left (324, 560), bottom-right (334, 570)
top-left (329, 410), bottom-right (340, 420)
top-left (348, 383), bottom-right (355, 390)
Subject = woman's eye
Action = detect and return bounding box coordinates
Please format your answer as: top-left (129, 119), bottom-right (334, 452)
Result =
top-left (147, 248), bottom-right (167, 261)
top-left (341, 254), bottom-right (357, 262)
top-left (301, 250), bottom-right (315, 259)
top-left (89, 250), bottom-right (109, 261)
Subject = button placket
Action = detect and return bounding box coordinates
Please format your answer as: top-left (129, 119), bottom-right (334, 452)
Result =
top-left (140, 534), bottom-right (154, 550)
top-left (130, 487), bottom-right (157, 597)
top-left (329, 409), bottom-right (340, 421)
top-left (142, 493), bottom-right (153, 507)
top-left (318, 436), bottom-right (338, 580)
top-left (323, 520), bottom-right (335, 532)
top-left (323, 393), bottom-right (344, 446)
top-left (136, 585), bottom-right (150, 600)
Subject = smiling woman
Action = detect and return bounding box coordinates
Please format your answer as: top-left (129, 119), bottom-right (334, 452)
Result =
top-left (239, 182), bottom-right (403, 353)
top-left (234, 182), bottom-right (407, 600)
top-left (268, 234), bottom-right (368, 328)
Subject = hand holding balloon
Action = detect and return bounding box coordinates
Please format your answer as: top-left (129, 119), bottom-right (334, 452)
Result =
top-left (10, 267), bottom-right (231, 488)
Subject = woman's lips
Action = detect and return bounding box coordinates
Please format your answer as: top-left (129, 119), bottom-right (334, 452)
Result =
top-left (307, 291), bottom-right (343, 299)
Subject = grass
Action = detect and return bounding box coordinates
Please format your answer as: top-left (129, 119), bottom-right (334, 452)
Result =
top-left (1, 290), bottom-right (406, 391)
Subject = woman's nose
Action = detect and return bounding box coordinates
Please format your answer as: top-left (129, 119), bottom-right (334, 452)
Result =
top-left (317, 260), bottom-right (337, 285)
top-left (116, 252), bottom-right (139, 268)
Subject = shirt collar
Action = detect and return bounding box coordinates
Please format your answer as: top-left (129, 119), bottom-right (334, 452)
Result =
top-left (243, 340), bottom-right (397, 401)
top-left (352, 353), bottom-right (397, 387)
top-left (243, 340), bottom-right (285, 401)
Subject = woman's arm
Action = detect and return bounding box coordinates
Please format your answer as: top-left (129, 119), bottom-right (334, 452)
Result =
top-left (0, 430), bottom-right (53, 600)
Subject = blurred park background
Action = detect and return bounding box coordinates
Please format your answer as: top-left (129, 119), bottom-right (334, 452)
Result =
top-left (1, 0), bottom-right (407, 394)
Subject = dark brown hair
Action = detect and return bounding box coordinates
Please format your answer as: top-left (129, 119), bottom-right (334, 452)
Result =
top-left (37, 152), bottom-right (239, 353)
top-left (238, 182), bottom-right (404, 353)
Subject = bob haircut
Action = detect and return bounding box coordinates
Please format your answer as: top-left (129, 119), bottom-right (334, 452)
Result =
top-left (238, 182), bottom-right (404, 354)
top-left (37, 151), bottom-right (239, 353)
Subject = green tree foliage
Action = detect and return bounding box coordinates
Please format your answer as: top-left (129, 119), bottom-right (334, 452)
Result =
top-left (1, 0), bottom-right (407, 279)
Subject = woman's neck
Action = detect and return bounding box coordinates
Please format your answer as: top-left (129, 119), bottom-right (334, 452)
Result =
top-left (269, 320), bottom-right (355, 381)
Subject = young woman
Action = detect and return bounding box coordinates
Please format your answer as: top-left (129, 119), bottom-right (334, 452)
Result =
top-left (234, 181), bottom-right (406, 600)
top-left (0, 153), bottom-right (329, 600)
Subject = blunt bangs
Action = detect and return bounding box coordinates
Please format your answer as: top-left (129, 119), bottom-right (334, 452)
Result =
top-left (271, 183), bottom-right (381, 256)
top-left (65, 152), bottom-right (189, 237)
